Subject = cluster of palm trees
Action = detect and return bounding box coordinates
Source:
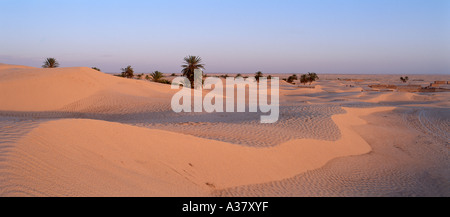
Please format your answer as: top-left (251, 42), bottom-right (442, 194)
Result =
top-left (117, 55), bottom-right (204, 85)
top-left (300, 72), bottom-right (319, 85)
top-left (284, 72), bottom-right (319, 85)
top-left (38, 56), bottom-right (202, 85)
top-left (254, 71), bottom-right (275, 82)
top-left (41, 57), bottom-right (319, 86)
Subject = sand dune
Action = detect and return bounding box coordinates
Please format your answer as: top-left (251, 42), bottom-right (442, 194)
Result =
top-left (0, 64), bottom-right (448, 196)
top-left (0, 106), bottom-right (391, 196)
top-left (217, 107), bottom-right (449, 197)
top-left (0, 66), bottom-right (173, 112)
top-left (0, 63), bottom-right (35, 71)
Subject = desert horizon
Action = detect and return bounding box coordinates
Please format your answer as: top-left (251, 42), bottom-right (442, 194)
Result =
top-left (0, 1), bottom-right (449, 208)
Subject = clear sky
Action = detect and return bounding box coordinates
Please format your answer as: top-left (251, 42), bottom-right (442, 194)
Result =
top-left (0, 0), bottom-right (449, 74)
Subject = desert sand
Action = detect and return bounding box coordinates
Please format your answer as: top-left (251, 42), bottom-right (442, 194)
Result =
top-left (0, 63), bottom-right (448, 196)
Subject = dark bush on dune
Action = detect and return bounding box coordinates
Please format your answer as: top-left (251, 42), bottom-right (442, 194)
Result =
top-left (121, 65), bottom-right (134, 78)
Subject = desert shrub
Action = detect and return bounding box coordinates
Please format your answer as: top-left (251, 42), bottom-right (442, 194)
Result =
top-left (307, 72), bottom-right (319, 85)
top-left (121, 65), bottom-right (134, 78)
top-left (150, 71), bottom-right (164, 82)
top-left (300, 72), bottom-right (319, 85)
top-left (400, 76), bottom-right (409, 83)
top-left (287, 74), bottom-right (298, 83)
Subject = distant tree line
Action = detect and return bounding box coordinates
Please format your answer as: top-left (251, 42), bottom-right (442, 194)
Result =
top-left (40, 57), bottom-right (319, 86)
top-left (282, 72), bottom-right (319, 85)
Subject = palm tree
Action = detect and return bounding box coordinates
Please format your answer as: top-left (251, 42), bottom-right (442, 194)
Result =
top-left (181, 55), bottom-right (205, 86)
top-left (255, 71), bottom-right (263, 82)
top-left (91, 67), bottom-right (101, 71)
top-left (42, 58), bottom-right (60, 68)
top-left (121, 65), bottom-right (134, 78)
top-left (150, 71), bottom-right (164, 82)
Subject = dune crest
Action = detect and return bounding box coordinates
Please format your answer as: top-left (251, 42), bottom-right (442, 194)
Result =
top-left (0, 65), bottom-right (174, 112)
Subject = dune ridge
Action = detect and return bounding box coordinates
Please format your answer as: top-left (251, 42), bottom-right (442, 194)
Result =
top-left (0, 66), bottom-right (173, 112)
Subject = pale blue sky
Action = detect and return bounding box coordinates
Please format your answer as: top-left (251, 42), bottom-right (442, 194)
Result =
top-left (0, 0), bottom-right (449, 74)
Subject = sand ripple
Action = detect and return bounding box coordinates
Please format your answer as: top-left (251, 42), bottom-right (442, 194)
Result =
top-left (216, 108), bottom-right (449, 196)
